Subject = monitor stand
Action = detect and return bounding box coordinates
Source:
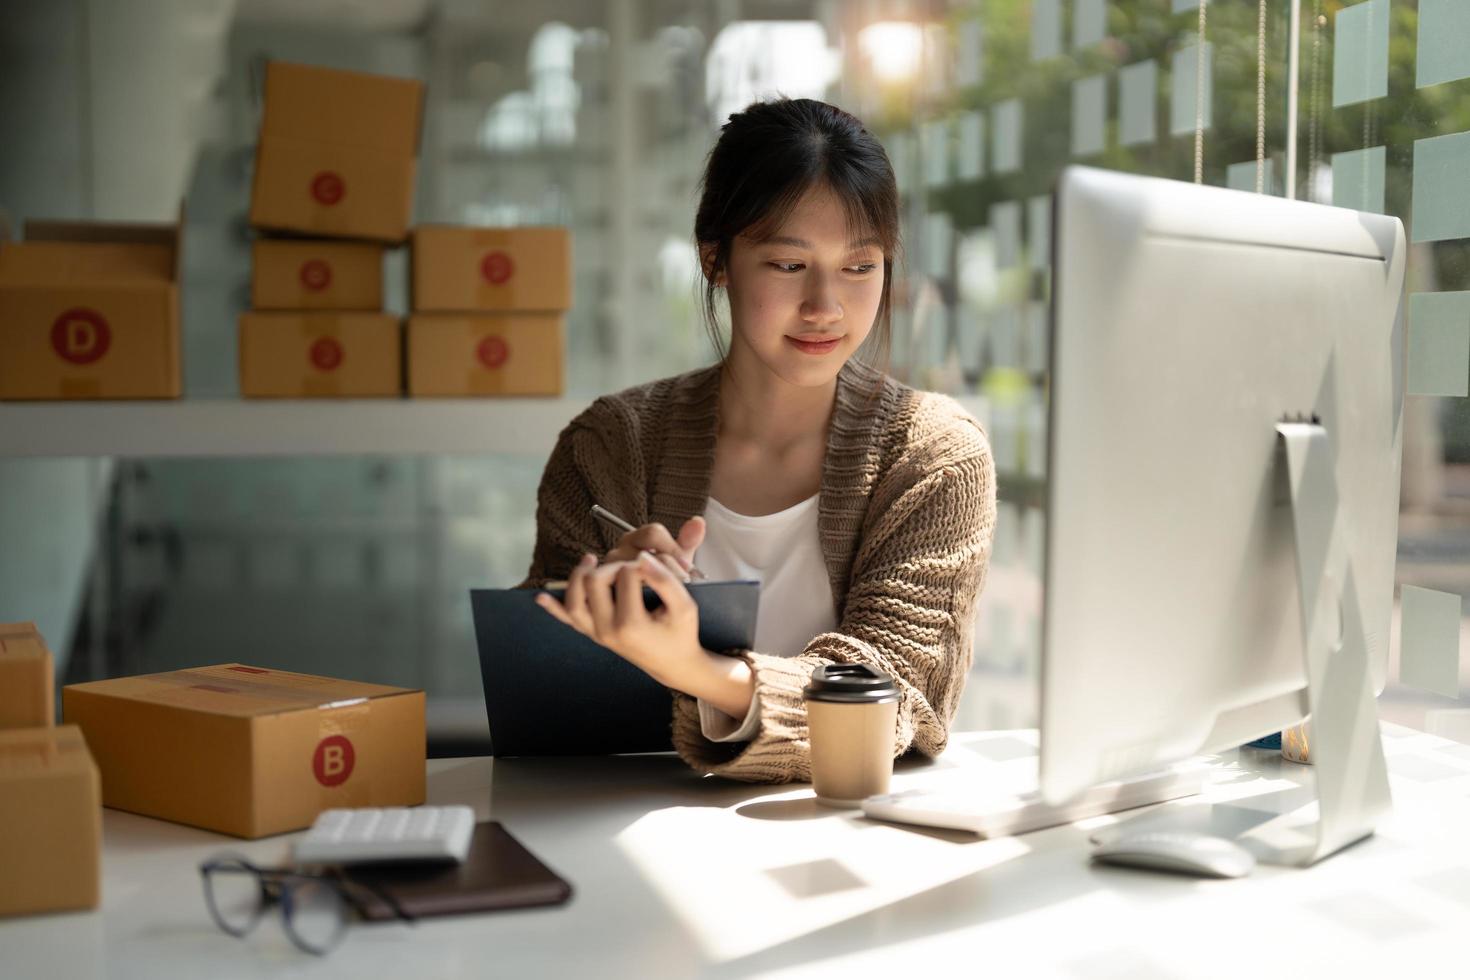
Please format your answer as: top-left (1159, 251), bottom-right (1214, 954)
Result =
top-left (1098, 421), bottom-right (1393, 867)
top-left (1231, 421), bottom-right (1393, 865)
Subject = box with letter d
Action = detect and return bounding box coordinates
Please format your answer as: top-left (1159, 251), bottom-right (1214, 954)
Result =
top-left (63, 664), bottom-right (425, 839)
top-left (0, 220), bottom-right (182, 400)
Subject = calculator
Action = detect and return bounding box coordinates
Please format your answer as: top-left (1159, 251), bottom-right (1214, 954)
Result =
top-left (292, 806), bottom-right (476, 865)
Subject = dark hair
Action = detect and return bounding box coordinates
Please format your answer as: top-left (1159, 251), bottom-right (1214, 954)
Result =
top-left (694, 98), bottom-right (900, 375)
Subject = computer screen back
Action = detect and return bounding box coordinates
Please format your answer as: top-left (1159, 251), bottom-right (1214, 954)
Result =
top-left (1039, 167), bottom-right (1406, 803)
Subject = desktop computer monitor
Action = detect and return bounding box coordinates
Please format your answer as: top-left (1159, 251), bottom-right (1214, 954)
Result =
top-left (1038, 167), bottom-right (1407, 821)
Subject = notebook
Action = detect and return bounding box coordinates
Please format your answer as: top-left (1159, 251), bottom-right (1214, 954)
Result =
top-left (469, 580), bottom-right (760, 757)
top-left (342, 821), bottom-right (571, 920)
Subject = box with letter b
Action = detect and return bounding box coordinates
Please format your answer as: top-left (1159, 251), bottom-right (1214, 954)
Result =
top-left (63, 664), bottom-right (425, 838)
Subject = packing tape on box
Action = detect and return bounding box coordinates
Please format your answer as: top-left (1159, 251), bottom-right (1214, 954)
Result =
top-left (0, 739), bottom-right (60, 771)
top-left (0, 626), bottom-right (37, 647)
top-left (59, 378), bottom-right (102, 398)
top-left (300, 320), bottom-right (343, 339)
top-left (303, 374), bottom-right (342, 396)
top-left (0, 625), bottom-right (42, 654)
top-left (314, 698), bottom-right (374, 808)
top-left (125, 668), bottom-right (370, 708)
top-left (298, 320), bottom-right (344, 396)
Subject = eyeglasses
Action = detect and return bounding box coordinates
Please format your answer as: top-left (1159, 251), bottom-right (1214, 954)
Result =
top-left (199, 853), bottom-right (414, 955)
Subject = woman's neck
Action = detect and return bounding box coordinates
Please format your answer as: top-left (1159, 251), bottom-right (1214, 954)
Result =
top-left (716, 347), bottom-right (838, 452)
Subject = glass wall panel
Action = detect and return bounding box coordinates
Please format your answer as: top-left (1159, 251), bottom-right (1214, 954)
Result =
top-left (4, 0), bottom-right (1470, 748)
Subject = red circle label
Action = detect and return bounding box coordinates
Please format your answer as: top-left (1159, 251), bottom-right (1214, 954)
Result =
top-left (479, 251), bottom-right (515, 285)
top-left (50, 308), bottom-right (112, 365)
top-left (299, 259), bottom-right (332, 291)
top-left (310, 337), bottom-right (344, 372)
top-left (312, 735), bottom-right (355, 788)
top-left (477, 335), bottom-right (510, 369)
top-left (311, 171), bottom-right (345, 206)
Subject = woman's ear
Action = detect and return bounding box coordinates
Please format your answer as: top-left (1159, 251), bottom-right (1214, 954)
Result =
top-left (698, 242), bottom-right (726, 287)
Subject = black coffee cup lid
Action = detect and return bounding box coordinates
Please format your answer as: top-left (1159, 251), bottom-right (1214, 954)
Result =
top-left (803, 663), bottom-right (900, 703)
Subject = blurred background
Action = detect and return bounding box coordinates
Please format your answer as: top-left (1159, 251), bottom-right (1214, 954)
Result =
top-left (2, 0), bottom-right (1467, 755)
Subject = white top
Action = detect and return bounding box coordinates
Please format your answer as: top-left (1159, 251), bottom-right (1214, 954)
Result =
top-left (692, 493), bottom-right (837, 742)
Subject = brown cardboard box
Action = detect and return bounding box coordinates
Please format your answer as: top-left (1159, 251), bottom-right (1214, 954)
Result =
top-left (251, 239), bottom-right (384, 310)
top-left (62, 664), bottom-right (425, 839)
top-left (407, 313), bottom-right (563, 397)
top-left (0, 725), bottom-right (101, 917)
top-left (0, 622), bottom-right (55, 729)
top-left (0, 221), bottom-right (181, 400)
top-left (411, 226), bottom-right (571, 312)
top-left (249, 62), bottom-right (424, 243)
top-left (239, 312), bottom-right (402, 398)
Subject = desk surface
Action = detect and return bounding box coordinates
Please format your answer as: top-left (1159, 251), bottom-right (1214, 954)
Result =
top-left (6, 725), bottom-right (1470, 979)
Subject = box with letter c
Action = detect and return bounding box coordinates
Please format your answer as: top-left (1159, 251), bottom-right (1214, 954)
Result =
top-left (248, 62), bottom-right (424, 243)
top-left (238, 312), bottom-right (402, 397)
top-left (407, 313), bottom-right (564, 396)
top-left (250, 239), bottom-right (384, 310)
top-left (410, 226), bottom-right (571, 313)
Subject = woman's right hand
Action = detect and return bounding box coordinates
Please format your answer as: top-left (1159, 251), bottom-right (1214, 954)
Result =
top-left (603, 516), bottom-right (706, 582)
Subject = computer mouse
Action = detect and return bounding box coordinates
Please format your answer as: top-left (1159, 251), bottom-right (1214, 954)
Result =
top-left (1090, 830), bottom-right (1256, 879)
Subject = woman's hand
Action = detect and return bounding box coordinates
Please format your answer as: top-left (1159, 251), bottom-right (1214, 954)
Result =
top-left (603, 516), bottom-right (706, 582)
top-left (536, 550), bottom-right (756, 717)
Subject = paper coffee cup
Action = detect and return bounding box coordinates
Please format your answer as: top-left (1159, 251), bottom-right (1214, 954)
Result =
top-left (803, 663), bottom-right (900, 807)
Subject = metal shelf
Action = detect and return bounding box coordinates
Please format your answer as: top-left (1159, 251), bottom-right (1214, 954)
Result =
top-left (0, 398), bottom-right (589, 459)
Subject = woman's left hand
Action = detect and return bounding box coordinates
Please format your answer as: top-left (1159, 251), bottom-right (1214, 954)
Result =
top-left (536, 550), bottom-right (709, 692)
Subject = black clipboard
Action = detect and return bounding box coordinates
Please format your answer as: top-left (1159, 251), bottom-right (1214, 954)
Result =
top-left (342, 822), bottom-right (571, 920)
top-left (469, 580), bottom-right (760, 756)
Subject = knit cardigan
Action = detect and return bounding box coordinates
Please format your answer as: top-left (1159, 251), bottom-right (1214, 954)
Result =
top-left (519, 358), bottom-right (996, 783)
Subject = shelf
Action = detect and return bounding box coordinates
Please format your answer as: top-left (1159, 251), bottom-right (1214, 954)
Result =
top-left (0, 398), bottom-right (590, 459)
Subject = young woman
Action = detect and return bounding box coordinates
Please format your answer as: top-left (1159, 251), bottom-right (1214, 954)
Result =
top-left (523, 98), bottom-right (995, 783)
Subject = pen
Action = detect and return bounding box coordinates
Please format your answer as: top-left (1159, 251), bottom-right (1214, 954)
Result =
top-left (590, 504), bottom-right (707, 580)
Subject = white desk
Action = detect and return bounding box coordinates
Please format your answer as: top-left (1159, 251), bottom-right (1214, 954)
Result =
top-left (6, 724), bottom-right (1470, 979)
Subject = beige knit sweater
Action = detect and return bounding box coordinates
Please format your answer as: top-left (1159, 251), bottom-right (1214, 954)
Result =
top-left (519, 359), bottom-right (996, 783)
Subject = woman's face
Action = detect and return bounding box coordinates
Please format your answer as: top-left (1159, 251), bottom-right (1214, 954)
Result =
top-left (718, 184), bottom-right (885, 389)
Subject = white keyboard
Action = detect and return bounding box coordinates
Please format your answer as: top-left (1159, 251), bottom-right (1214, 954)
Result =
top-left (293, 806), bottom-right (476, 865)
top-left (863, 766), bottom-right (1206, 838)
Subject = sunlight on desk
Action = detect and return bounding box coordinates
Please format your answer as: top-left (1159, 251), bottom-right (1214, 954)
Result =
top-left (615, 789), bottom-right (1032, 963)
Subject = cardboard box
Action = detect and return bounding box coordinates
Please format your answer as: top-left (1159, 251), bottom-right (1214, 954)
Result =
top-left (411, 226), bottom-right (571, 312)
top-left (62, 664), bottom-right (425, 839)
top-left (249, 62), bottom-right (424, 243)
top-left (0, 221), bottom-right (181, 400)
top-left (0, 725), bottom-right (101, 917)
top-left (0, 622), bottom-right (55, 729)
top-left (407, 313), bottom-right (563, 397)
top-left (239, 312), bottom-right (402, 398)
top-left (251, 239), bottom-right (384, 310)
